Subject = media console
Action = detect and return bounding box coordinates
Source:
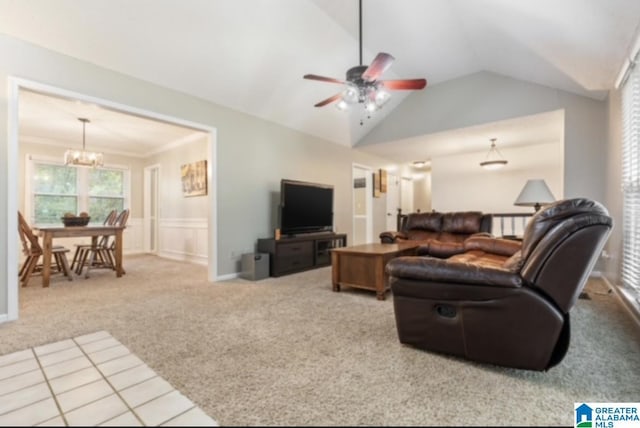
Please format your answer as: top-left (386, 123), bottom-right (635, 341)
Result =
top-left (257, 233), bottom-right (347, 277)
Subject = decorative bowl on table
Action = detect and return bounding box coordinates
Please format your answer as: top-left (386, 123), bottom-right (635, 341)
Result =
top-left (61, 215), bottom-right (91, 227)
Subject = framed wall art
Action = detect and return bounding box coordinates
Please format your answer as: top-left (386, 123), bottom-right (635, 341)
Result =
top-left (373, 171), bottom-right (381, 198)
top-left (181, 160), bottom-right (207, 197)
top-left (379, 169), bottom-right (388, 193)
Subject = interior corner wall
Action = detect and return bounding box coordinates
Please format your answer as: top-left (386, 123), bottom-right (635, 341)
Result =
top-left (359, 71), bottom-right (607, 204)
top-left (604, 89), bottom-right (623, 286)
top-left (145, 136), bottom-right (209, 220)
top-left (0, 35), bottom-right (395, 318)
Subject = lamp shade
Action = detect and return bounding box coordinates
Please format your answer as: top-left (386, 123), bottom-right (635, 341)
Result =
top-left (514, 179), bottom-right (555, 211)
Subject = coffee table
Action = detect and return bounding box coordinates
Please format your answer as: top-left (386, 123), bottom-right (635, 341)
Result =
top-left (330, 242), bottom-right (419, 300)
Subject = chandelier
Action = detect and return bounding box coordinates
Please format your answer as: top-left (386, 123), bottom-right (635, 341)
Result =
top-left (479, 138), bottom-right (508, 170)
top-left (64, 118), bottom-right (104, 168)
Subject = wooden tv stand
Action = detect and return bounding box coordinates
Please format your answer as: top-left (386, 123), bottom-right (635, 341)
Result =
top-left (257, 233), bottom-right (347, 277)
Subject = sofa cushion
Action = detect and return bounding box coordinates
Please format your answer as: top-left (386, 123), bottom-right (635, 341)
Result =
top-left (464, 236), bottom-right (521, 256)
top-left (405, 212), bottom-right (443, 232)
top-left (441, 212), bottom-right (483, 234)
top-left (405, 230), bottom-right (440, 241)
top-left (437, 231), bottom-right (469, 244)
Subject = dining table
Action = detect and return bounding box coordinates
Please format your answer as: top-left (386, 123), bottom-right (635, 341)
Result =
top-left (34, 225), bottom-right (126, 287)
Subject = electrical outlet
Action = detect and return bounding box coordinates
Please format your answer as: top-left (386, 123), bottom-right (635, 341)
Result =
top-left (601, 250), bottom-right (611, 259)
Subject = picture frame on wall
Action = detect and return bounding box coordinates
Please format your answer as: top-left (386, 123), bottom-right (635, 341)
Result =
top-left (379, 169), bottom-right (388, 193)
top-left (373, 172), bottom-right (381, 198)
top-left (181, 160), bottom-right (207, 197)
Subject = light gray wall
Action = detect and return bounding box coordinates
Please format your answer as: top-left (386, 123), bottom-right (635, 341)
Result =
top-left (359, 71), bottom-right (607, 204)
top-left (0, 34), bottom-right (393, 318)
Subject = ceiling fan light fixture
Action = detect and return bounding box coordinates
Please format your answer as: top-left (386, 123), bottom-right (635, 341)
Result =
top-left (364, 98), bottom-right (378, 113)
top-left (302, 0), bottom-right (427, 117)
top-left (336, 99), bottom-right (350, 111)
top-left (374, 86), bottom-right (391, 106)
top-left (480, 138), bottom-right (507, 170)
top-left (342, 85), bottom-right (360, 104)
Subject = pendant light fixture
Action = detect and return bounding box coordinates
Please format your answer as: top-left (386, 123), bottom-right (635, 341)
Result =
top-left (480, 137), bottom-right (507, 170)
top-left (64, 118), bottom-right (104, 168)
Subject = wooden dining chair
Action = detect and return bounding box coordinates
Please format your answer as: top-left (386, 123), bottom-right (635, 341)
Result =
top-left (82, 208), bottom-right (129, 278)
top-left (18, 211), bottom-right (72, 287)
top-left (70, 209), bottom-right (118, 274)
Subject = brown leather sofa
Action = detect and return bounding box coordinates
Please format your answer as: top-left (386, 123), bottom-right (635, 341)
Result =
top-left (380, 211), bottom-right (493, 258)
top-left (385, 198), bottom-right (613, 371)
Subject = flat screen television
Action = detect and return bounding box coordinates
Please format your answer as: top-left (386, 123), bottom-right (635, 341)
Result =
top-left (280, 179), bottom-right (334, 236)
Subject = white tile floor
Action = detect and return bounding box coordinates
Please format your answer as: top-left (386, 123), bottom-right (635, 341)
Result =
top-left (0, 331), bottom-right (218, 426)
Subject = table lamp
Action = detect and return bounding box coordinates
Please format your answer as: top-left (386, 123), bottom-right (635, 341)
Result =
top-left (514, 179), bottom-right (555, 212)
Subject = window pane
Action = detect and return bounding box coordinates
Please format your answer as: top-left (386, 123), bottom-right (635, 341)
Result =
top-left (89, 197), bottom-right (124, 224)
top-left (89, 169), bottom-right (123, 196)
top-left (34, 195), bottom-right (77, 224)
top-left (34, 164), bottom-right (77, 194)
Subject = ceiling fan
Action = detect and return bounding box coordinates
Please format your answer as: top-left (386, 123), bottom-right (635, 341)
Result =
top-left (303, 0), bottom-right (427, 115)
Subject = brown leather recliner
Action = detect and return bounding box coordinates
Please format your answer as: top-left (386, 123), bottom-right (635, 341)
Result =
top-left (386, 198), bottom-right (613, 371)
top-left (379, 211), bottom-right (493, 258)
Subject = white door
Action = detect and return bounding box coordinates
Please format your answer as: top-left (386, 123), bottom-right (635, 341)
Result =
top-left (400, 176), bottom-right (414, 214)
top-left (352, 164), bottom-right (373, 245)
top-left (143, 164), bottom-right (160, 253)
top-left (385, 173), bottom-right (400, 231)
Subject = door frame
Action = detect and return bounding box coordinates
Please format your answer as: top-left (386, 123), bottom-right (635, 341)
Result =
top-left (6, 77), bottom-right (218, 321)
top-left (143, 164), bottom-right (161, 254)
top-left (351, 163), bottom-right (373, 244)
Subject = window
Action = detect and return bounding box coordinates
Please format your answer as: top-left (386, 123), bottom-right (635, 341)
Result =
top-left (621, 62), bottom-right (640, 293)
top-left (29, 157), bottom-right (129, 225)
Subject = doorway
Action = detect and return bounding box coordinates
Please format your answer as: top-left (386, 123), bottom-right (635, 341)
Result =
top-left (6, 77), bottom-right (218, 322)
top-left (143, 164), bottom-right (160, 254)
top-left (385, 172), bottom-right (400, 231)
top-left (400, 176), bottom-right (414, 214)
top-left (352, 164), bottom-right (373, 245)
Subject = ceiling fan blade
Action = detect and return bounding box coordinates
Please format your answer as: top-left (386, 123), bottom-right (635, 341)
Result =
top-left (314, 93), bottom-right (342, 107)
top-left (381, 79), bottom-right (428, 90)
top-left (362, 52), bottom-right (395, 82)
top-left (303, 74), bottom-right (346, 85)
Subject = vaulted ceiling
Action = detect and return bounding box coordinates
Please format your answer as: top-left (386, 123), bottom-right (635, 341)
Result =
top-left (3, 0), bottom-right (640, 156)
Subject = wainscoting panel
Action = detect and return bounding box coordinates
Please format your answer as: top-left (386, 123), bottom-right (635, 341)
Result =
top-left (158, 218), bottom-right (208, 265)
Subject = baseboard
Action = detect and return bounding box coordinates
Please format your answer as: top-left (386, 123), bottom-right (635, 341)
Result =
top-left (590, 270), bottom-right (602, 278)
top-left (0, 313), bottom-right (9, 324)
top-left (601, 276), bottom-right (640, 329)
top-left (216, 272), bottom-right (240, 281)
top-left (158, 250), bottom-right (207, 266)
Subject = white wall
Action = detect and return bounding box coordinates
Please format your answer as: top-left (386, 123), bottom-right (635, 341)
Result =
top-left (431, 142), bottom-right (563, 213)
top-left (146, 136), bottom-right (210, 264)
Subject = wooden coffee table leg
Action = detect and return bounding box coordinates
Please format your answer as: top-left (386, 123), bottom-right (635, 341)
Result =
top-left (331, 252), bottom-right (340, 292)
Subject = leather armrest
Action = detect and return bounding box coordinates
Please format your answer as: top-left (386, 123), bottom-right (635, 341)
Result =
top-left (386, 256), bottom-right (523, 288)
top-left (379, 231), bottom-right (407, 243)
top-left (464, 236), bottom-right (522, 257)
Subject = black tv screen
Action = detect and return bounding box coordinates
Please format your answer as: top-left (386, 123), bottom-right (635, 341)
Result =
top-left (280, 179), bottom-right (334, 235)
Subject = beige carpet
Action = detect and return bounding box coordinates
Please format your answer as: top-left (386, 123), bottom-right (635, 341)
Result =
top-left (1, 254), bottom-right (639, 426)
